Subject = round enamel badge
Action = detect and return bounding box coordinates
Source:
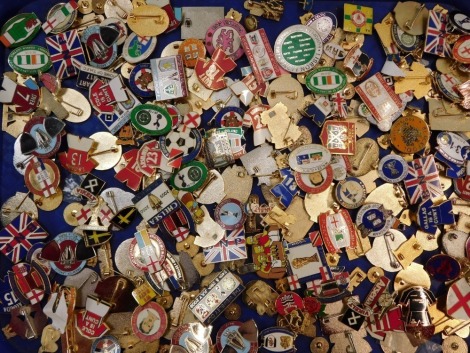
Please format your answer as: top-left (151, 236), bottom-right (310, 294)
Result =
top-left (205, 18), bottom-right (246, 60)
top-left (131, 301), bottom-right (167, 342)
top-left (129, 63), bottom-right (155, 98)
top-left (274, 25), bottom-right (323, 73)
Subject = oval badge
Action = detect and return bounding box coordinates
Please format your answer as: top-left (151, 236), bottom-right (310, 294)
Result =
top-left (306, 67), bottom-right (347, 95)
top-left (130, 104), bottom-right (172, 136)
top-left (259, 327), bottom-right (296, 353)
top-left (8, 45), bottom-right (52, 75)
top-left (170, 161), bottom-right (208, 192)
top-left (288, 144), bottom-right (331, 173)
top-left (122, 32), bottom-right (157, 64)
top-left (436, 131), bottom-right (470, 165)
top-left (0, 13), bottom-right (42, 48)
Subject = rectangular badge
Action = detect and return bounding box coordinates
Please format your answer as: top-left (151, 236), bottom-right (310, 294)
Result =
top-left (355, 73), bottom-right (402, 123)
top-left (76, 63), bottom-right (118, 89)
top-left (189, 269), bottom-right (244, 325)
top-left (150, 55), bottom-right (188, 101)
top-left (180, 7), bottom-right (224, 39)
top-left (241, 29), bottom-right (283, 83)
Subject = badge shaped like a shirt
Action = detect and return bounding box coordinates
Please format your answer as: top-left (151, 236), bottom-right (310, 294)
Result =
top-left (0, 76), bottom-right (40, 114)
top-left (76, 295), bottom-right (111, 339)
top-left (132, 179), bottom-right (180, 227)
top-left (195, 47), bottom-right (237, 90)
top-left (58, 134), bottom-right (98, 174)
top-left (270, 168), bottom-right (299, 208)
top-left (417, 199), bottom-right (455, 234)
top-left (89, 77), bottom-right (128, 114)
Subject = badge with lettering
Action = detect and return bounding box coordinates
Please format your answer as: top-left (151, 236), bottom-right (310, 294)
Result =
top-left (356, 203), bottom-right (394, 237)
top-left (42, 0), bottom-right (78, 34)
top-left (259, 327), bottom-right (295, 353)
top-left (132, 179), bottom-right (180, 227)
top-left (58, 134), bottom-right (98, 174)
top-left (132, 229), bottom-right (164, 273)
top-left (132, 301), bottom-right (167, 342)
top-left (319, 121), bottom-right (356, 155)
top-left (288, 144), bottom-right (331, 174)
top-left (24, 157), bottom-right (60, 198)
top-left (89, 77), bottom-right (128, 114)
top-left (270, 168), bottom-right (299, 208)
top-left (76, 295), bottom-right (111, 339)
top-left (8, 45), bottom-right (52, 75)
top-left (76, 62), bottom-right (118, 89)
top-left (319, 210), bottom-right (357, 253)
top-left (417, 199), bottom-right (455, 234)
top-left (81, 25), bottom-right (119, 68)
top-left (150, 55), bottom-right (188, 101)
top-left (0, 76), bottom-right (40, 114)
top-left (41, 232), bottom-right (90, 276)
top-left (195, 47), bottom-right (237, 90)
top-left (306, 67), bottom-right (347, 95)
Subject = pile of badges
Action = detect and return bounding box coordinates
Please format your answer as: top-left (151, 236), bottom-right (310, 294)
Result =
top-left (2, 0), bottom-right (470, 352)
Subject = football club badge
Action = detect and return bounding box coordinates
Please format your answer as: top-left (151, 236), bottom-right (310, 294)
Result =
top-left (150, 55), bottom-right (188, 102)
top-left (0, 13), bottom-right (41, 48)
top-left (114, 149), bottom-right (144, 192)
top-left (76, 295), bottom-right (112, 339)
top-left (259, 327), bottom-right (296, 353)
top-left (161, 203), bottom-right (195, 242)
top-left (132, 179), bottom-right (180, 227)
top-left (111, 207), bottom-right (137, 230)
top-left (247, 227), bottom-right (287, 279)
top-left (0, 212), bottom-right (48, 264)
top-left (81, 25), bottom-right (119, 68)
top-left (83, 228), bottom-right (112, 248)
top-left (366, 306), bottom-right (404, 340)
top-left (270, 168), bottom-right (299, 208)
top-left (41, 232), bottom-right (91, 276)
top-left (8, 261), bottom-right (51, 305)
top-left (378, 155), bottom-right (408, 183)
top-left (214, 198), bottom-right (246, 231)
top-left (216, 321), bottom-right (258, 353)
top-left (45, 29), bottom-right (86, 79)
top-left (169, 161), bottom-right (208, 192)
top-left (122, 33), bottom-right (157, 64)
top-left (0, 275), bottom-right (21, 313)
top-left (21, 116), bottom-right (65, 157)
top-left (425, 10), bottom-right (451, 57)
top-left (447, 277), bottom-right (470, 320)
top-left (8, 45), bottom-right (52, 75)
top-left (76, 62), bottom-right (118, 89)
top-left (130, 104), bottom-right (172, 136)
top-left (306, 67), bottom-right (347, 95)
top-left (0, 76), bottom-right (40, 114)
top-left (340, 297), bottom-right (369, 331)
top-left (356, 203), bottom-right (394, 237)
top-left (215, 107), bottom-right (245, 128)
top-left (320, 120), bottom-right (356, 155)
top-left (343, 3), bottom-right (373, 34)
top-left (426, 254), bottom-right (461, 282)
top-left (131, 301), bottom-right (167, 342)
top-left (81, 174), bottom-right (106, 196)
top-left (133, 229), bottom-right (164, 273)
top-left (24, 157), bottom-right (60, 198)
top-left (136, 140), bottom-right (162, 177)
top-left (195, 47), bottom-right (237, 90)
top-left (58, 134), bottom-right (98, 175)
top-left (319, 210), bottom-right (357, 253)
top-left (404, 155), bottom-right (443, 205)
top-left (42, 0), bottom-right (78, 34)
top-left (285, 234), bottom-right (329, 286)
top-left (398, 286), bottom-right (436, 340)
top-left (204, 228), bottom-right (247, 264)
top-left (218, 127), bottom-right (246, 159)
top-left (243, 105), bottom-right (272, 146)
top-left (129, 63), bottom-right (155, 98)
top-left (159, 126), bottom-right (202, 164)
top-left (289, 144), bottom-right (331, 174)
top-left (89, 77), bottom-right (129, 114)
top-left (417, 199), bottom-right (455, 234)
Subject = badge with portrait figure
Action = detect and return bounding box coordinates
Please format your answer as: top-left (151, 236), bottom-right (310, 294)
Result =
top-left (131, 301), bottom-right (167, 342)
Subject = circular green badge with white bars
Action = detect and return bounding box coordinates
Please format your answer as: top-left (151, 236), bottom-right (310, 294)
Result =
top-left (305, 66), bottom-right (347, 95)
top-left (8, 45), bottom-right (52, 75)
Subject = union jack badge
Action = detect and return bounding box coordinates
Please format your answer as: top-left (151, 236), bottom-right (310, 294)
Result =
top-left (45, 29), bottom-right (86, 79)
top-left (404, 155), bottom-right (443, 205)
top-left (203, 228), bottom-right (247, 264)
top-left (424, 10), bottom-right (451, 57)
top-left (0, 212), bottom-right (48, 264)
